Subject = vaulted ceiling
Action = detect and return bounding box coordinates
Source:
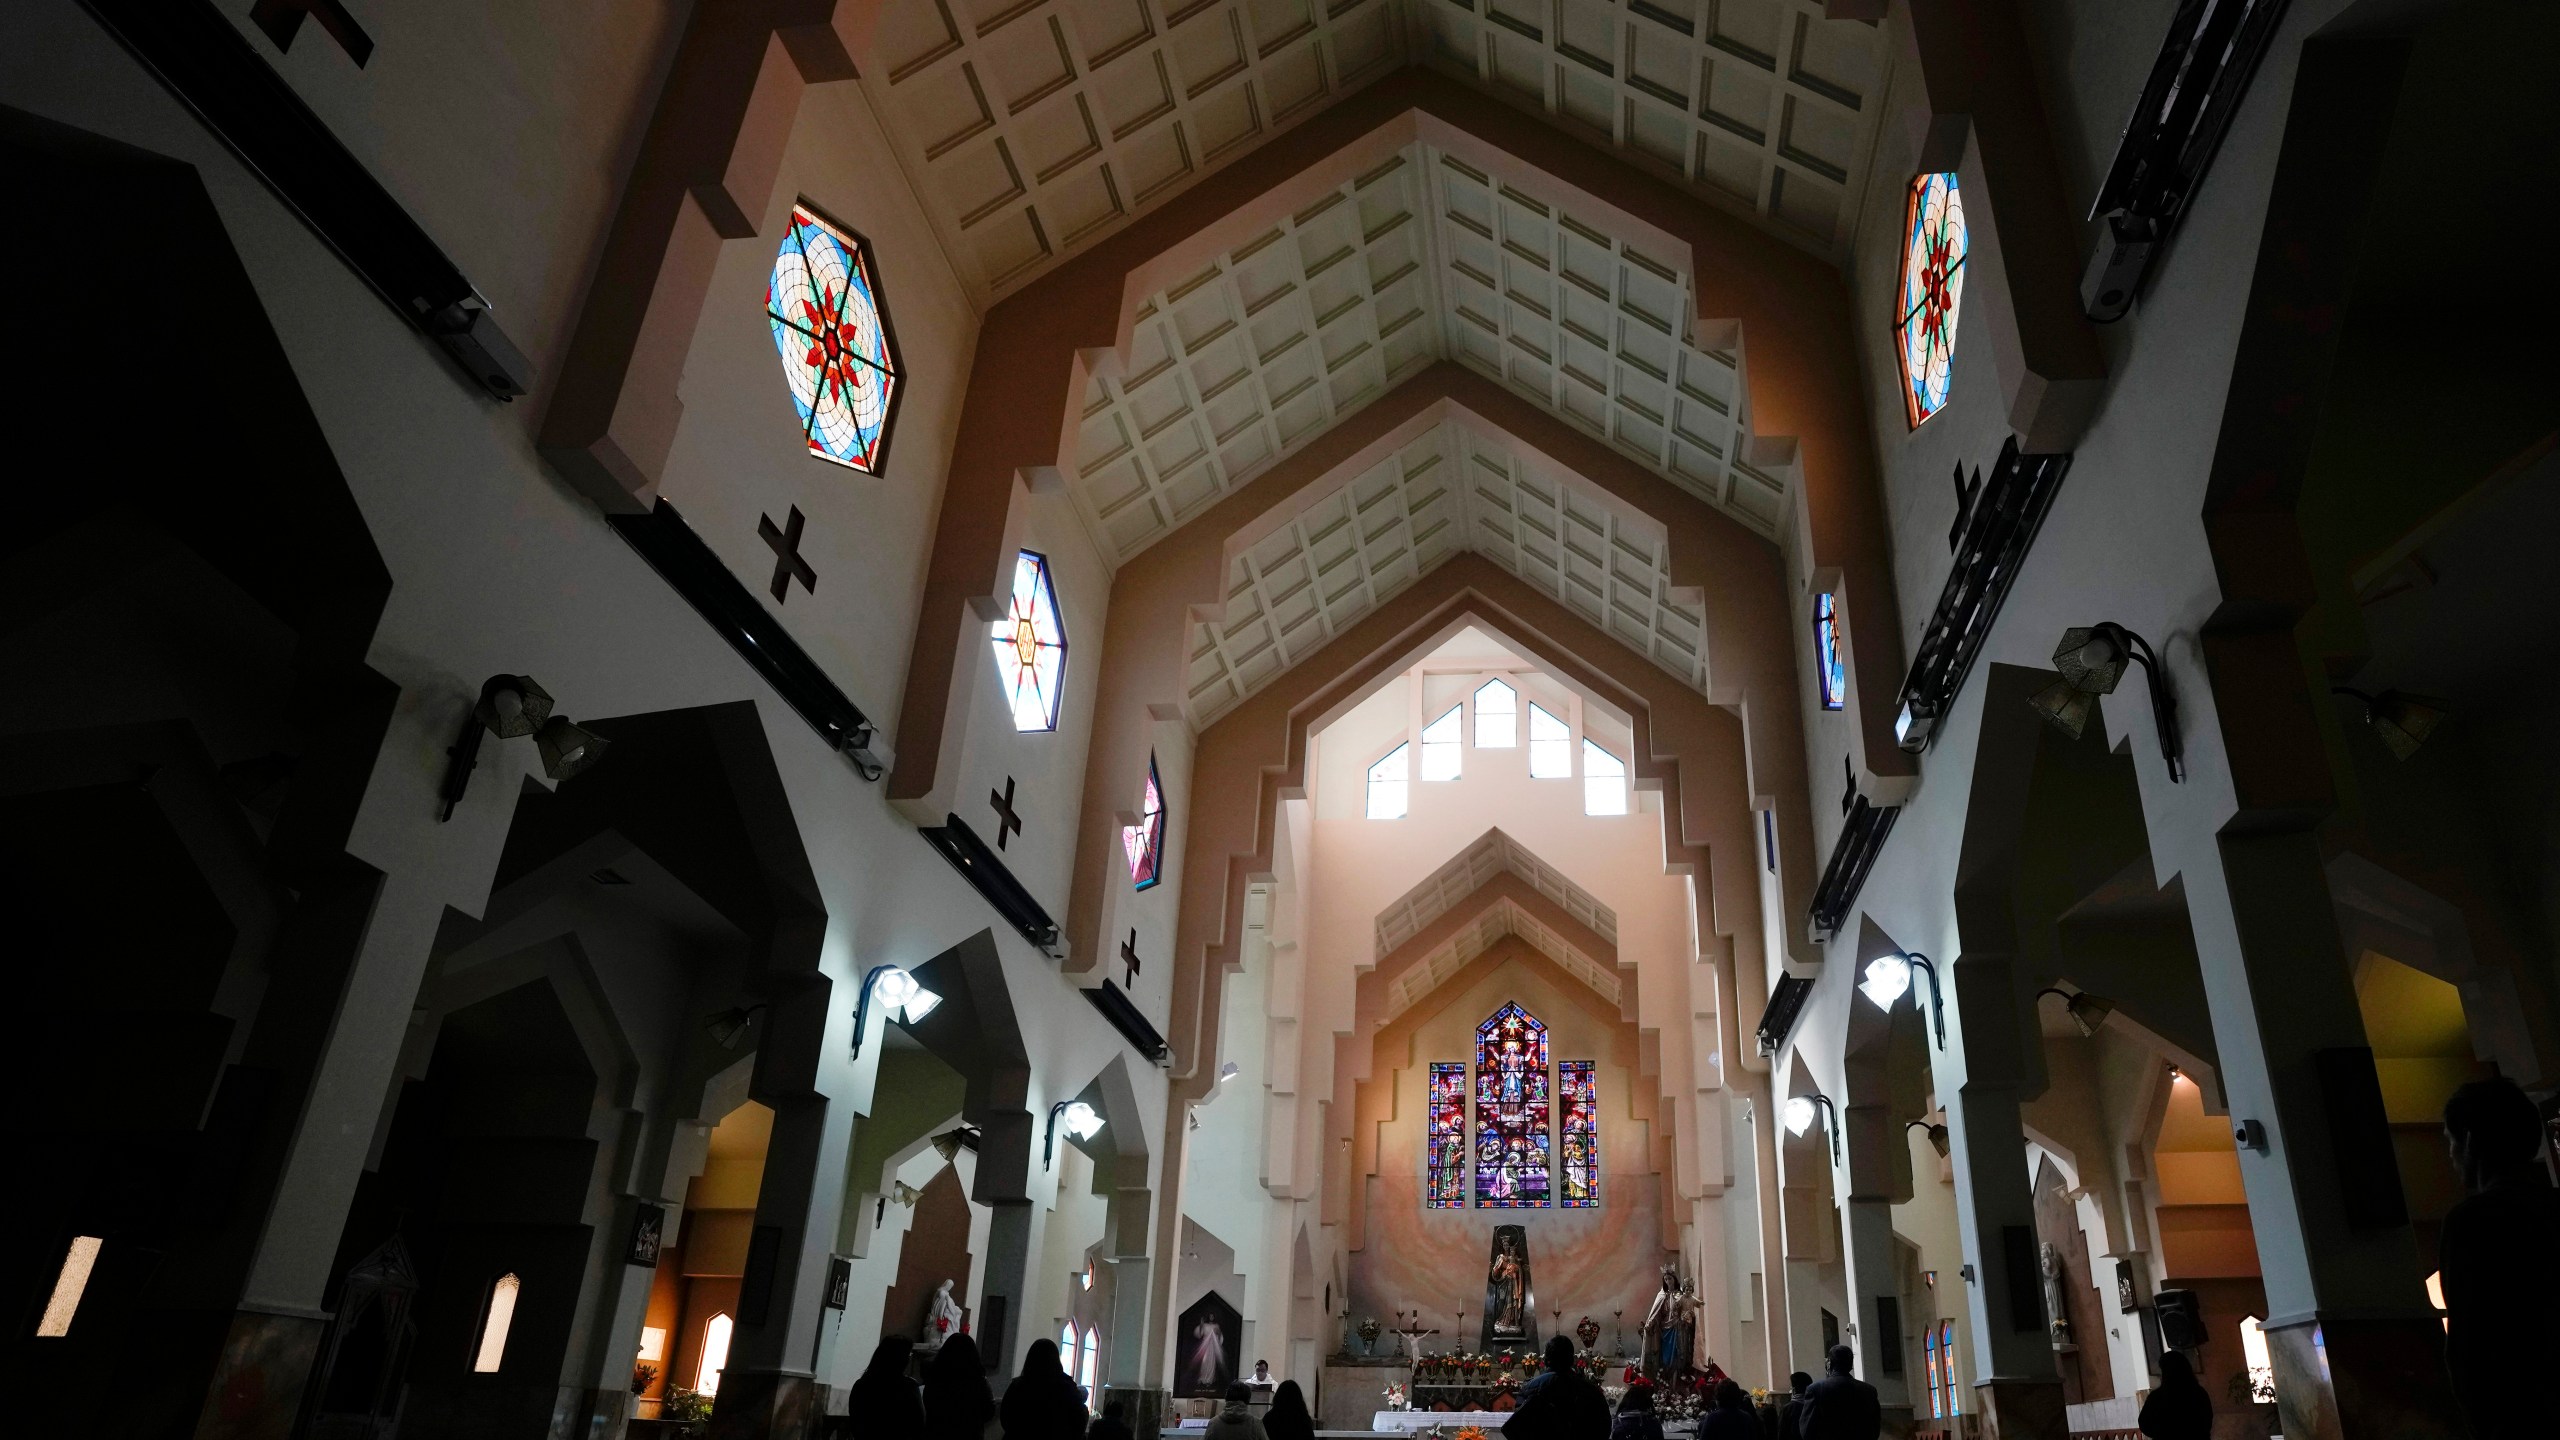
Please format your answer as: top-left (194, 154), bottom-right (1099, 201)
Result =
top-left (1369, 827), bottom-right (1622, 1023)
top-left (868, 0), bottom-right (1890, 301)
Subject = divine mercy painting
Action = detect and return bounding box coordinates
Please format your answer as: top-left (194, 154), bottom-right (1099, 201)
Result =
top-left (1177, 1290), bottom-right (1242, 1398)
top-left (1479, 1225), bottom-right (1537, 1350)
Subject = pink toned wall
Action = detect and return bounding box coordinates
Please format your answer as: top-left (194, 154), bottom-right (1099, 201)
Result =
top-left (1350, 961), bottom-right (1673, 1333)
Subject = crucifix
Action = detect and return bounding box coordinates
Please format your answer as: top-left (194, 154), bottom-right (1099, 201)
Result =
top-left (1120, 929), bottom-right (1141, 987)
top-left (758, 506), bottom-right (817, 604)
top-left (250, 0), bottom-right (375, 66)
top-left (989, 777), bottom-right (1023, 850)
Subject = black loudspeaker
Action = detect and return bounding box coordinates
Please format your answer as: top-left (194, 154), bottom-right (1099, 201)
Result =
top-left (2080, 212), bottom-right (2158, 322)
top-left (2156, 1288), bottom-right (2207, 1351)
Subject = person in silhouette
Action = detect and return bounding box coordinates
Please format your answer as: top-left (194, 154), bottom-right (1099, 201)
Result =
top-left (925, 1335), bottom-right (994, 1440)
top-left (2135, 1349), bottom-right (2210, 1440)
top-left (1775, 1371), bottom-right (1813, 1440)
top-left (1201, 1382), bottom-right (1269, 1440)
top-left (1262, 1380), bottom-right (1315, 1440)
top-left (2440, 1076), bottom-right (2560, 1439)
top-left (1694, 1380), bottom-right (1758, 1440)
top-left (1002, 1340), bottom-right (1089, 1440)
top-left (1797, 1346), bottom-right (1878, 1440)
top-left (1503, 1337), bottom-right (1608, 1440)
top-left (848, 1337), bottom-right (924, 1440)
top-left (1086, 1401), bottom-right (1133, 1440)
top-left (1607, 1382), bottom-right (1662, 1440)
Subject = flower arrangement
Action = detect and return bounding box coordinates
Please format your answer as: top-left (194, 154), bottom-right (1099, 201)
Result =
top-left (1384, 1382), bottom-right (1409, 1411)
top-left (631, 1363), bottom-right (658, 1396)
top-left (1453, 1427), bottom-right (1488, 1440)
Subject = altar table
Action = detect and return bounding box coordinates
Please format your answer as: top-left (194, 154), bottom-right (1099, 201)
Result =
top-left (1369, 1412), bottom-right (1510, 1433)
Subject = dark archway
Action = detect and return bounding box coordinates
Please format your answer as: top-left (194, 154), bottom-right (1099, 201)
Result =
top-left (0, 104), bottom-right (396, 1435)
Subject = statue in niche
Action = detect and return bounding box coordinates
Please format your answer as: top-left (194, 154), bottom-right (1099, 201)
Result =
top-left (2040, 1243), bottom-right (2074, 1349)
top-left (1641, 1265), bottom-right (1682, 1378)
top-left (1480, 1226), bottom-right (1536, 1348)
top-left (923, 1278), bottom-right (964, 1350)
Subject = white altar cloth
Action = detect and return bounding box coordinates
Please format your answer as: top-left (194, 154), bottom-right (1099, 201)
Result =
top-left (1369, 1412), bottom-right (1510, 1433)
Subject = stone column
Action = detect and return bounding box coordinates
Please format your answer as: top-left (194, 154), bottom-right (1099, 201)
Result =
top-left (971, 1106), bottom-right (1044, 1380)
top-left (1942, 950), bottom-right (2064, 1440)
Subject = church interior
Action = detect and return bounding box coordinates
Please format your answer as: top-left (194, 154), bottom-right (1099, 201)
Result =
top-left (5, 1), bottom-right (2556, 1438)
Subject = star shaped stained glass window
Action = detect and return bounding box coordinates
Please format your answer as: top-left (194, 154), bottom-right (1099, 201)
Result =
top-left (1894, 173), bottom-right (1968, 428)
top-left (767, 203), bottom-right (900, 472)
top-left (992, 550), bottom-right (1067, 731)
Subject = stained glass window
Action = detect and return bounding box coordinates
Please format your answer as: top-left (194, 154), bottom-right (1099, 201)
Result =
top-left (1078, 1327), bottom-right (1099, 1397)
top-left (1925, 1325), bottom-right (1942, 1417)
top-left (1421, 706), bottom-right (1463, 781)
top-left (1427, 1063), bottom-right (1469, 1209)
top-left (768, 204), bottom-right (900, 472)
top-left (1894, 173), bottom-right (1967, 428)
top-left (1475, 678), bottom-right (1517, 748)
top-left (1122, 753), bottom-right (1166, 889)
top-left (1582, 741), bottom-right (1626, 816)
top-left (991, 550), bottom-right (1067, 731)
top-left (1557, 1061), bottom-right (1599, 1208)
top-left (1938, 1320), bottom-right (1960, 1414)
top-left (1814, 592), bottom-right (1846, 711)
top-left (1528, 704), bottom-right (1572, 779)
top-left (1474, 1003), bottom-right (1551, 1208)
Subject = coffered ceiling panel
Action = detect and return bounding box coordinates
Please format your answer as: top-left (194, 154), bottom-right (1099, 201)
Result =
top-left (1371, 827), bottom-right (1623, 1022)
top-left (867, 0), bottom-right (1888, 303)
top-left (1077, 142), bottom-right (1786, 585)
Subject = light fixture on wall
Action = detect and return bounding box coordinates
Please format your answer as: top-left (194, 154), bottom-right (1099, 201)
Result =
top-left (849, 964), bottom-right (942, 1061)
top-left (2330, 687), bottom-right (2449, 760)
top-left (1218, 1061), bottom-right (1241, 1083)
top-left (2028, 623), bottom-right (2184, 782)
top-left (1907, 1120), bottom-right (1951, 1160)
top-left (1046, 1100), bottom-right (1105, 1168)
top-left (1859, 951), bottom-right (1946, 1050)
top-left (1783, 1091), bottom-right (1840, 1167)
top-left (2036, 987), bottom-right (2115, 1038)
top-left (705, 1003), bottom-right (770, 1050)
top-left (437, 675), bottom-right (613, 820)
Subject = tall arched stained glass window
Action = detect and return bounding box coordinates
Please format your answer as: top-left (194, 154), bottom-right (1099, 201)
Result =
top-left (1426, 1063), bottom-right (1469, 1209)
top-left (991, 550), bottom-right (1068, 731)
top-left (1893, 173), bottom-right (1968, 428)
top-left (1814, 592), bottom-right (1846, 711)
top-left (1122, 753), bottom-right (1166, 889)
top-left (1557, 1061), bottom-right (1599, 1207)
top-left (767, 203), bottom-right (901, 472)
top-left (1474, 1003), bottom-right (1551, 1208)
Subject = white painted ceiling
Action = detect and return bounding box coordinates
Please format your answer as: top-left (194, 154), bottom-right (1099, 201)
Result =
top-left (1372, 826), bottom-right (1623, 1022)
top-left (867, 0), bottom-right (1889, 302)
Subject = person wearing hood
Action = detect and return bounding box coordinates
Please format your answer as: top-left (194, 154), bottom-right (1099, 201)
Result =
top-left (1262, 1380), bottom-right (1315, 1440)
top-left (1202, 1382), bottom-right (1270, 1440)
top-left (925, 1335), bottom-right (996, 1440)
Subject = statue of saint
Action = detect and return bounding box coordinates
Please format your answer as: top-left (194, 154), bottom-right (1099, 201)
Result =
top-left (1641, 1265), bottom-right (1682, 1378)
top-left (2040, 1243), bottom-right (2073, 1348)
top-left (924, 1278), bottom-right (964, 1350)
top-left (1489, 1235), bottom-right (1525, 1331)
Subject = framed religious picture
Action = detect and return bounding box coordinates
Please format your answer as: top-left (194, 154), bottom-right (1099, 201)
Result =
top-left (624, 1203), bottom-right (666, 1268)
top-left (825, 1256), bottom-right (853, 1310)
top-left (2116, 1259), bottom-right (2138, 1314)
top-left (1177, 1290), bottom-right (1243, 1397)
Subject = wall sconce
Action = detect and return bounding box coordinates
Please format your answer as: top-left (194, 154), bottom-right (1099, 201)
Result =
top-left (1908, 1120), bottom-right (1951, 1160)
top-left (2036, 986), bottom-right (2115, 1038)
top-left (1859, 951), bottom-right (1946, 1049)
top-left (705, 1003), bottom-right (770, 1050)
top-left (2029, 624), bottom-right (2184, 782)
top-left (1783, 1092), bottom-right (1840, 1167)
top-left (1218, 1061), bottom-right (1241, 1083)
top-left (849, 964), bottom-right (942, 1061)
top-left (437, 675), bottom-right (612, 820)
top-left (2330, 687), bottom-right (2449, 760)
top-left (1046, 1099), bottom-right (1105, 1168)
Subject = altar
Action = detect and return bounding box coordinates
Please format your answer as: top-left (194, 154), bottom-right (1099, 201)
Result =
top-left (1370, 1411), bottom-right (1509, 1434)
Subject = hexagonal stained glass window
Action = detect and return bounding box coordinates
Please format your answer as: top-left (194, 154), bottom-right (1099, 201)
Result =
top-left (1894, 173), bottom-right (1968, 429)
top-left (991, 550), bottom-right (1068, 732)
top-left (767, 203), bottom-right (900, 472)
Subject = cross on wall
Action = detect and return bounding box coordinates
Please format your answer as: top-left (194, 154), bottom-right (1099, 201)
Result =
top-left (1120, 929), bottom-right (1141, 988)
top-left (759, 506), bottom-right (817, 604)
top-left (989, 777), bottom-right (1023, 850)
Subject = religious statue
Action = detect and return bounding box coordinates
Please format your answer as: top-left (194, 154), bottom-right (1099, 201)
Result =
top-left (2040, 1243), bottom-right (2073, 1349)
top-left (1674, 1280), bottom-right (1704, 1371)
top-left (1490, 1235), bottom-right (1525, 1331)
top-left (1640, 1265), bottom-right (1683, 1378)
top-left (923, 1278), bottom-right (964, 1350)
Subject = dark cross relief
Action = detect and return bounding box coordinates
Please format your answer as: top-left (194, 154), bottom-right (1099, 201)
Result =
top-left (251, 0), bottom-right (375, 66)
top-left (758, 506), bottom-right (817, 604)
top-left (989, 777), bottom-right (1023, 851)
top-left (1120, 929), bottom-right (1142, 988)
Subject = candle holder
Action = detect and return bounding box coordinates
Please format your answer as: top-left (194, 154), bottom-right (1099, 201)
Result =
top-left (1612, 1310), bottom-right (1624, 1358)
